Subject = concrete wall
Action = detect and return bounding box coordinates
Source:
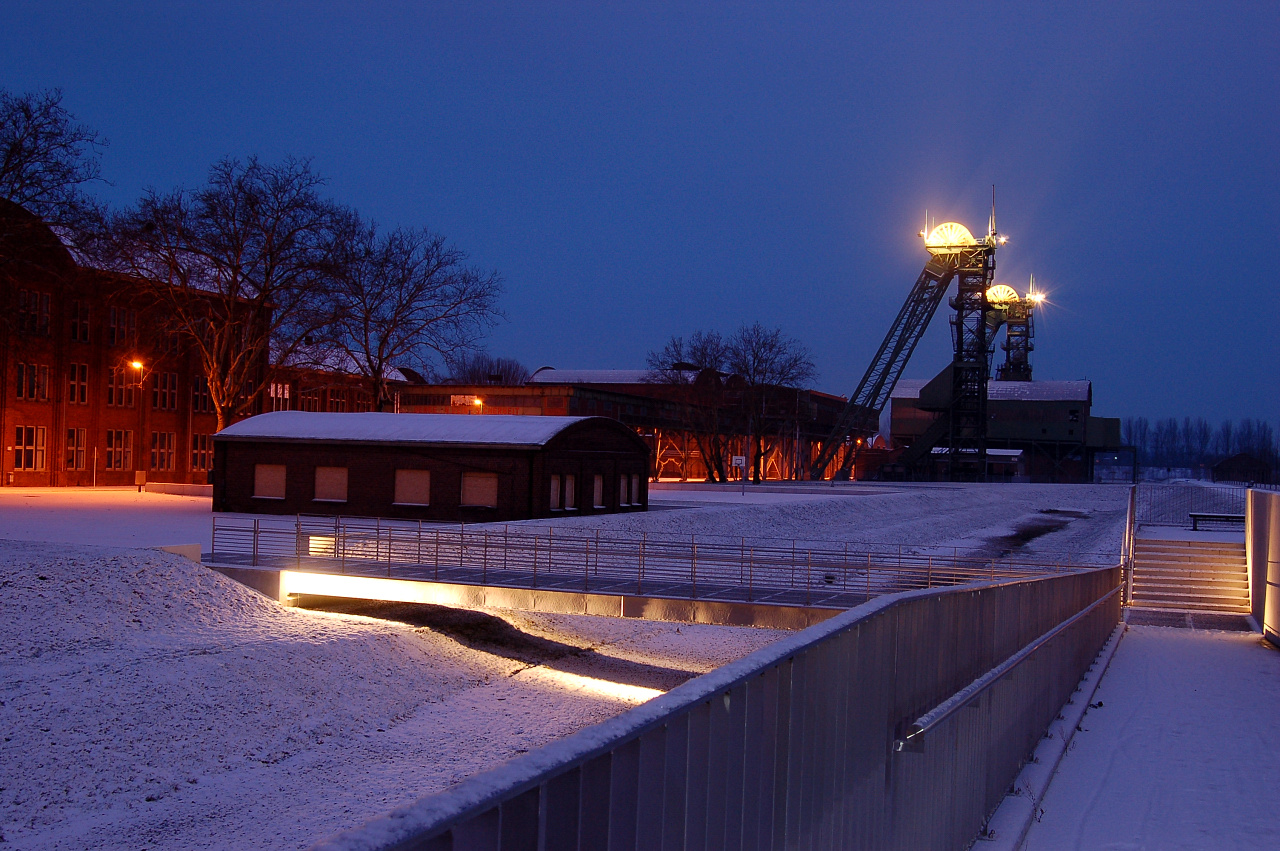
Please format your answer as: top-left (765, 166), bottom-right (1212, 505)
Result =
top-left (1247, 489), bottom-right (1280, 644)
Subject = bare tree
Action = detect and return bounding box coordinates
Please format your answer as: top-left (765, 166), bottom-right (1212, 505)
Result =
top-left (325, 219), bottom-right (502, 408)
top-left (727, 322), bottom-right (816, 482)
top-left (447, 352), bottom-right (527, 385)
top-left (107, 156), bottom-right (343, 430)
top-left (0, 87), bottom-right (107, 231)
top-left (647, 331), bottom-right (735, 481)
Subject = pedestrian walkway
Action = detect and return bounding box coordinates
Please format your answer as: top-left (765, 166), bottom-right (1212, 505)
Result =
top-left (1021, 622), bottom-right (1280, 849)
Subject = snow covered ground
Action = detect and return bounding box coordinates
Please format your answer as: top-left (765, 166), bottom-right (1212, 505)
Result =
top-left (0, 540), bottom-right (782, 849)
top-left (0, 487), bottom-right (213, 550)
top-left (0, 482), bottom-right (1132, 849)
top-left (508, 482), bottom-right (1131, 561)
top-left (1023, 624), bottom-right (1280, 849)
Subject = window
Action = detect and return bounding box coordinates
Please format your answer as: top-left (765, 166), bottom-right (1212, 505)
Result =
top-left (254, 464), bottom-right (286, 499)
top-left (1068, 409), bottom-right (1081, 423)
top-left (18, 290), bottom-right (50, 336)
top-left (152, 372), bottom-right (178, 410)
top-left (150, 432), bottom-right (175, 470)
top-left (14, 426), bottom-right (46, 471)
top-left (460, 472), bottom-right (499, 508)
top-left (564, 474), bottom-right (576, 510)
top-left (66, 428), bottom-right (86, 471)
top-left (107, 368), bottom-right (135, 407)
top-left (394, 470), bottom-right (431, 506)
top-left (105, 430), bottom-right (133, 470)
top-left (631, 474), bottom-right (641, 505)
top-left (298, 389), bottom-right (321, 412)
top-left (191, 375), bottom-right (213, 414)
top-left (550, 474), bottom-right (562, 510)
top-left (268, 381), bottom-right (291, 412)
top-left (327, 389), bottom-right (348, 412)
top-left (15, 364), bottom-right (48, 400)
top-left (69, 299), bottom-right (90, 342)
top-left (68, 363), bottom-right (88, 405)
top-left (314, 466), bottom-right (348, 502)
top-left (619, 474), bottom-right (629, 506)
top-left (191, 433), bottom-right (213, 471)
top-left (593, 474), bottom-right (605, 508)
top-left (107, 307), bottom-right (136, 347)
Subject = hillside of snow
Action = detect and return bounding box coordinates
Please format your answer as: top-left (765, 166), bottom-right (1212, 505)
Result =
top-left (0, 540), bottom-right (781, 849)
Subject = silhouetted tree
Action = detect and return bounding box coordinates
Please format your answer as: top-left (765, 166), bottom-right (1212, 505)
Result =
top-left (447, 352), bottom-right (527, 385)
top-left (325, 218), bottom-right (502, 408)
top-left (726, 323), bottom-right (816, 482)
top-left (0, 87), bottom-right (106, 230)
top-left (107, 156), bottom-right (344, 430)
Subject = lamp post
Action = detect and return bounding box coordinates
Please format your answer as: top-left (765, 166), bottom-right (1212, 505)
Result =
top-left (130, 360), bottom-right (145, 491)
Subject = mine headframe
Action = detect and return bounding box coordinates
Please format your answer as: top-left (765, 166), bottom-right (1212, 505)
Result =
top-left (811, 216), bottom-right (1004, 481)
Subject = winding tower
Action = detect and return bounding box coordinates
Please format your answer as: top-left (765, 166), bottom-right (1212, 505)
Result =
top-left (809, 214), bottom-right (1004, 480)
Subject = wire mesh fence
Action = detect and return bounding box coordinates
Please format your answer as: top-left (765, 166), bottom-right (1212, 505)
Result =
top-left (1133, 483), bottom-right (1247, 527)
top-left (211, 513), bottom-right (1117, 609)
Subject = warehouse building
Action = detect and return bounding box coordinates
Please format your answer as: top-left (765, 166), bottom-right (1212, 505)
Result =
top-left (212, 411), bottom-right (651, 522)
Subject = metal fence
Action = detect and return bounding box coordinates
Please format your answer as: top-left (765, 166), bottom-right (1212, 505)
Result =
top-left (211, 514), bottom-right (1113, 609)
top-left (1134, 483), bottom-right (1247, 527)
top-left (310, 565), bottom-right (1122, 851)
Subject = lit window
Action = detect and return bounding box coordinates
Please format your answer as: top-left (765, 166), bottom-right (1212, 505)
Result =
top-left (564, 474), bottom-right (576, 510)
top-left (550, 474), bottom-right (561, 510)
top-left (314, 467), bottom-right (348, 502)
top-left (593, 474), bottom-right (604, 508)
top-left (394, 469), bottom-right (431, 506)
top-left (461, 472), bottom-right (498, 508)
top-left (254, 464), bottom-right (286, 499)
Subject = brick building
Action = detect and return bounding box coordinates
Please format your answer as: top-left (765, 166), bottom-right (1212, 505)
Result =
top-left (0, 199), bottom-right (373, 487)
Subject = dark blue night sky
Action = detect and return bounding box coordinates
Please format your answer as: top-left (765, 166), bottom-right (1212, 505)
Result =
top-left (4, 2), bottom-right (1277, 422)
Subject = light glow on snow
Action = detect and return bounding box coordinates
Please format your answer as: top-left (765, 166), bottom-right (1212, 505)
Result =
top-left (530, 668), bottom-right (665, 704)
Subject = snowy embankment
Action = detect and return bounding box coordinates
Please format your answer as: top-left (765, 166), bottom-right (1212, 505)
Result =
top-left (521, 483), bottom-right (1132, 561)
top-left (0, 540), bottom-right (781, 850)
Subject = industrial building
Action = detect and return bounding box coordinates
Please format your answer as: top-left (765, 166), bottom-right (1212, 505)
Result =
top-left (887, 375), bottom-right (1121, 482)
top-left (212, 411), bottom-right (651, 521)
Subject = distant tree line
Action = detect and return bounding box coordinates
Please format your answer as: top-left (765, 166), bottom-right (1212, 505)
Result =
top-left (1, 87), bottom-right (503, 428)
top-left (1122, 416), bottom-right (1278, 470)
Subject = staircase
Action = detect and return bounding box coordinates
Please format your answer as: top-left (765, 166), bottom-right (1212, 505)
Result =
top-left (1130, 536), bottom-right (1250, 614)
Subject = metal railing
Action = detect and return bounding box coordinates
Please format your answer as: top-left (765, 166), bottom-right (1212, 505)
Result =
top-left (210, 514), bottom-right (1114, 609)
top-left (1134, 482), bottom-right (1247, 527)
top-left (309, 565), bottom-right (1122, 851)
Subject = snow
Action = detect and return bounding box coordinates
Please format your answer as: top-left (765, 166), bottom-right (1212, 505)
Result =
top-left (215, 411), bottom-right (594, 447)
top-left (0, 481), bottom-right (1134, 848)
top-left (0, 487), bottom-right (215, 550)
top-left (1022, 625), bottom-right (1280, 849)
top-left (509, 482), bottom-right (1132, 562)
top-left (890, 378), bottom-right (1091, 401)
top-left (0, 539), bottom-right (782, 849)
top-left (526, 368), bottom-right (656, 384)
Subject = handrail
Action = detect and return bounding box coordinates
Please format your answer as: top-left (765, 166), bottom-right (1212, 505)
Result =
top-left (895, 583), bottom-right (1122, 752)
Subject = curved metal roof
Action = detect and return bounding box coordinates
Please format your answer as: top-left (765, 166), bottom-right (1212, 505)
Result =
top-left (215, 411), bottom-right (601, 448)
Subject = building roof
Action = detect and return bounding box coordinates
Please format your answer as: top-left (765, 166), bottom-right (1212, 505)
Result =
top-left (214, 411), bottom-right (600, 448)
top-left (527, 368), bottom-right (656, 385)
top-left (891, 379), bottom-right (1092, 402)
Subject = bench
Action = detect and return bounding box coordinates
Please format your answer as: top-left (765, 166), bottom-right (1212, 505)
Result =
top-left (1189, 512), bottom-right (1246, 530)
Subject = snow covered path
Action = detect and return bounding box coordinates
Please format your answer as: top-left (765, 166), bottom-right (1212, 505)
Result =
top-left (1023, 625), bottom-right (1280, 850)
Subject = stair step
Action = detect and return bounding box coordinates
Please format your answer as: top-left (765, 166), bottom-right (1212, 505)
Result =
top-left (1134, 568), bottom-right (1248, 581)
top-left (1136, 578), bottom-right (1244, 591)
top-left (1135, 563), bottom-right (1246, 574)
top-left (1129, 599), bottom-right (1252, 614)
